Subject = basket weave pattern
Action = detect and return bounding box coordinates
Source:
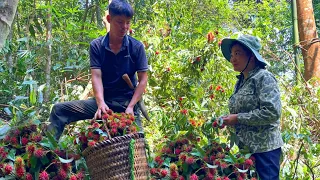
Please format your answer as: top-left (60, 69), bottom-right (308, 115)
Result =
top-left (82, 133), bottom-right (149, 180)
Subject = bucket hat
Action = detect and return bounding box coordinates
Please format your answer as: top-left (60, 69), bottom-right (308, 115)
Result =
top-left (221, 34), bottom-right (270, 66)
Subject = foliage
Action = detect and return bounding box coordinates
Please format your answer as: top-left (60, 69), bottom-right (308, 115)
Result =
top-left (0, 121), bottom-right (87, 179)
top-left (279, 78), bottom-right (320, 179)
top-left (0, 110), bottom-right (140, 179)
top-left (0, 0), bottom-right (319, 179)
top-left (313, 0), bottom-right (320, 37)
top-left (148, 117), bottom-right (257, 180)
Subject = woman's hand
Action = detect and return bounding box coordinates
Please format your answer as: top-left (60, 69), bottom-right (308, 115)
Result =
top-left (222, 114), bottom-right (238, 126)
top-left (94, 103), bottom-right (109, 120)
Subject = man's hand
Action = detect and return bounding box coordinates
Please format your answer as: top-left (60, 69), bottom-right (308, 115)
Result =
top-left (94, 103), bottom-right (109, 120)
top-left (91, 69), bottom-right (107, 120)
top-left (222, 114), bottom-right (238, 126)
top-left (125, 105), bottom-right (134, 116)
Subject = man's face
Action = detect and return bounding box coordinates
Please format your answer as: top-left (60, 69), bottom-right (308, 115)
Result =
top-left (109, 15), bottom-right (131, 38)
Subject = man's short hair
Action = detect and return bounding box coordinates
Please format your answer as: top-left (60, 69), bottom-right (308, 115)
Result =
top-left (108, 0), bottom-right (134, 18)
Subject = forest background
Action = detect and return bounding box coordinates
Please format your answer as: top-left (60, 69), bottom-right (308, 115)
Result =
top-left (0, 0), bottom-right (320, 179)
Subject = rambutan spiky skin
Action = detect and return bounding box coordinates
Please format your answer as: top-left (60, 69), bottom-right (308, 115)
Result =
top-left (39, 170), bottom-right (49, 180)
top-left (4, 164), bottom-right (13, 175)
top-left (34, 148), bottom-right (45, 158)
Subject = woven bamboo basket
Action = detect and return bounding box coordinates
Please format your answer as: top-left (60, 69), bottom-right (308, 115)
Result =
top-left (82, 132), bottom-right (149, 180)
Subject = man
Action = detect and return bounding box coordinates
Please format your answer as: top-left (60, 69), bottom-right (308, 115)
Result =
top-left (47, 0), bottom-right (148, 140)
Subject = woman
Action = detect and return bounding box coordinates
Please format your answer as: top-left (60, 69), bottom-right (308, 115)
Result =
top-left (220, 34), bottom-right (283, 180)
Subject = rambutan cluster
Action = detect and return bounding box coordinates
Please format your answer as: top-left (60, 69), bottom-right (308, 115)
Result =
top-left (150, 136), bottom-right (258, 180)
top-left (3, 124), bottom-right (43, 148)
top-left (75, 109), bottom-right (137, 151)
top-left (102, 109), bottom-right (137, 137)
top-left (150, 137), bottom-right (197, 179)
top-left (0, 124), bottom-right (86, 180)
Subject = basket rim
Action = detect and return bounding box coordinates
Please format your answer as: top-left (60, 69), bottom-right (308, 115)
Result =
top-left (82, 132), bottom-right (145, 157)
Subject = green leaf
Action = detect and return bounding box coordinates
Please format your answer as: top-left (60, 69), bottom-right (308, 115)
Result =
top-left (148, 161), bottom-right (155, 168)
top-left (34, 18), bottom-right (43, 34)
top-left (32, 119), bottom-right (41, 125)
top-left (228, 130), bottom-right (238, 149)
top-left (22, 153), bottom-right (29, 159)
top-left (224, 157), bottom-right (235, 164)
top-left (0, 176), bottom-right (16, 180)
top-left (38, 91), bottom-right (43, 103)
top-left (7, 149), bottom-right (16, 161)
top-left (236, 167), bottom-right (249, 173)
top-left (30, 155), bottom-right (38, 169)
top-left (192, 101), bottom-right (200, 110)
top-left (45, 131), bottom-right (58, 149)
top-left (191, 144), bottom-right (205, 158)
top-left (34, 167), bottom-right (40, 180)
top-left (40, 156), bottom-right (50, 165)
top-left (182, 162), bottom-right (190, 176)
top-left (30, 88), bottom-right (37, 105)
top-left (239, 147), bottom-right (251, 154)
top-left (0, 125), bottom-right (11, 139)
top-left (26, 69), bottom-right (35, 73)
top-left (13, 96), bottom-right (28, 101)
top-left (58, 157), bottom-right (74, 163)
top-left (190, 151), bottom-right (202, 158)
top-left (163, 157), bottom-right (171, 167)
top-left (16, 37), bottom-right (28, 42)
top-left (244, 153), bottom-right (252, 159)
top-left (4, 107), bottom-right (11, 116)
top-left (37, 84), bottom-right (45, 103)
top-left (75, 158), bottom-right (88, 171)
top-left (191, 163), bottom-right (200, 170)
top-left (39, 139), bottom-right (53, 149)
top-left (226, 152), bottom-right (237, 163)
top-left (52, 7), bottom-right (63, 18)
top-left (238, 157), bottom-right (245, 164)
top-left (286, 106), bottom-right (298, 118)
top-left (95, 129), bottom-right (109, 137)
top-left (29, 24), bottom-right (36, 37)
top-left (217, 117), bottom-right (224, 126)
top-left (22, 80), bottom-right (37, 85)
top-left (173, 131), bottom-right (188, 140)
top-left (205, 163), bottom-right (218, 169)
top-left (27, 110), bottom-right (36, 118)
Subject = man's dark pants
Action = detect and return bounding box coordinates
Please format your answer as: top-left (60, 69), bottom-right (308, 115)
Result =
top-left (47, 97), bottom-right (142, 140)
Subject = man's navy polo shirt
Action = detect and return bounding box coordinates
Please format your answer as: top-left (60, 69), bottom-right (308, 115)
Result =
top-left (89, 33), bottom-right (148, 99)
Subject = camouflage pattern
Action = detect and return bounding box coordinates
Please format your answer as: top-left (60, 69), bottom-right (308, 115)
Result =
top-left (228, 67), bottom-right (283, 153)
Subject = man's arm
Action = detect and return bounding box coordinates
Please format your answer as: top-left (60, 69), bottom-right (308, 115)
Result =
top-left (125, 71), bottom-right (148, 115)
top-left (91, 68), bottom-right (109, 119)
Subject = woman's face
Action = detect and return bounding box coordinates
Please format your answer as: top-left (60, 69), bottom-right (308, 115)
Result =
top-left (230, 44), bottom-right (252, 72)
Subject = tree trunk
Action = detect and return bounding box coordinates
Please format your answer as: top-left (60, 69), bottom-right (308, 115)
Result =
top-left (44, 0), bottom-right (52, 102)
top-left (80, 0), bottom-right (89, 32)
top-left (292, 0), bottom-right (301, 85)
top-left (5, 27), bottom-right (13, 73)
top-left (95, 0), bottom-right (103, 29)
top-left (0, 0), bottom-right (18, 50)
top-left (296, 0), bottom-right (320, 84)
top-left (5, 11), bottom-right (15, 72)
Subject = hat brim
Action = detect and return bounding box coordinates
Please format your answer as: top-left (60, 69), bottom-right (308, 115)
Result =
top-left (221, 38), bottom-right (270, 66)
